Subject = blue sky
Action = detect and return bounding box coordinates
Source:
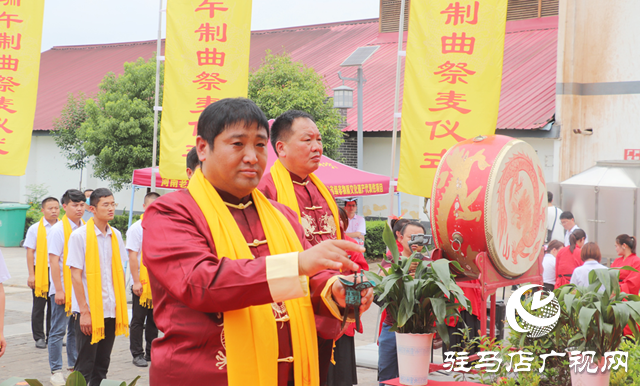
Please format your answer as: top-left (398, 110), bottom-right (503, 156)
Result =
top-left (41, 0), bottom-right (379, 51)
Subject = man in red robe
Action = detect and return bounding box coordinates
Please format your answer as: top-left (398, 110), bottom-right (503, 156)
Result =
top-left (258, 110), bottom-right (353, 382)
top-left (258, 110), bottom-right (340, 246)
top-left (142, 98), bottom-right (372, 386)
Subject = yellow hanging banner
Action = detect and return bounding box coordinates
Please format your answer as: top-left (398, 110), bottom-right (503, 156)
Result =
top-left (160, 0), bottom-right (253, 180)
top-left (0, 0), bottom-right (45, 176)
top-left (398, 0), bottom-right (507, 197)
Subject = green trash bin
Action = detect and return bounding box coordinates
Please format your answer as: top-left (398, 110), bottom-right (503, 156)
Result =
top-left (0, 203), bottom-right (31, 247)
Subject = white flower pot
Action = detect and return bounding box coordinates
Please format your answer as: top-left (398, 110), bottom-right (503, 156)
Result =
top-left (395, 332), bottom-right (434, 385)
top-left (570, 354), bottom-right (610, 386)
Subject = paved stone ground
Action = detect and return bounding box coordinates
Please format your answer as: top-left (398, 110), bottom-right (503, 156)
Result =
top-left (0, 246), bottom-right (514, 385)
top-left (0, 246), bottom-right (382, 385)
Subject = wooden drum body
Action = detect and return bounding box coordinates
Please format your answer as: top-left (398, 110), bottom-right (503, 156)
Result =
top-left (430, 135), bottom-right (547, 279)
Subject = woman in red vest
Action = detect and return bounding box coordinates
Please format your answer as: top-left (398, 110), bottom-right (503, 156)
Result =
top-left (612, 234), bottom-right (640, 295)
top-left (555, 228), bottom-right (586, 288)
top-left (612, 234), bottom-right (640, 336)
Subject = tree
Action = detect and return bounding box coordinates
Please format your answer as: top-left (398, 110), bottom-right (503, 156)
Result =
top-left (248, 51), bottom-right (344, 159)
top-left (51, 92), bottom-right (89, 189)
top-left (79, 56), bottom-right (163, 191)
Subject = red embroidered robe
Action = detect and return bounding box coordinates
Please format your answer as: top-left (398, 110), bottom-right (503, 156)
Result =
top-left (142, 189), bottom-right (341, 386)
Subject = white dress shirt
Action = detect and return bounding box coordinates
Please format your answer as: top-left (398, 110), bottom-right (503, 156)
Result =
top-left (125, 219), bottom-right (143, 284)
top-left (546, 206), bottom-right (563, 242)
top-left (570, 260), bottom-right (607, 288)
top-left (0, 250), bottom-right (10, 283)
top-left (23, 219), bottom-right (57, 265)
top-left (346, 214), bottom-right (367, 246)
top-left (66, 223), bottom-right (127, 317)
top-left (47, 217), bottom-right (82, 296)
top-left (542, 253), bottom-right (556, 285)
top-left (564, 224), bottom-right (588, 246)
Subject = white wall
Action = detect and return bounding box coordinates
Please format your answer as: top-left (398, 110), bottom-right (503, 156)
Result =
top-left (556, 0), bottom-right (640, 180)
top-left (0, 132), bottom-right (148, 213)
top-left (360, 136), bottom-right (429, 221)
top-left (518, 137), bottom-right (557, 184)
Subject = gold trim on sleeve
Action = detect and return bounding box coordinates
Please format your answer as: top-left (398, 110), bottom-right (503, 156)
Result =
top-left (320, 275), bottom-right (356, 323)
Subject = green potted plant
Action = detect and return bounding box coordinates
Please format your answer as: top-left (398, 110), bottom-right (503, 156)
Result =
top-left (365, 223), bottom-right (470, 385)
top-left (556, 267), bottom-right (640, 386)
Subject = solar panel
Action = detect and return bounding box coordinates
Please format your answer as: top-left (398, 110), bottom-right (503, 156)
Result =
top-left (340, 46), bottom-right (380, 67)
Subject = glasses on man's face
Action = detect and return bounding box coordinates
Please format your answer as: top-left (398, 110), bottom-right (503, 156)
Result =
top-left (99, 203), bottom-right (118, 209)
top-left (346, 204), bottom-right (356, 208)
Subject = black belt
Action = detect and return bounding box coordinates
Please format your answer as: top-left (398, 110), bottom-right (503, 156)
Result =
top-left (558, 274), bottom-right (572, 278)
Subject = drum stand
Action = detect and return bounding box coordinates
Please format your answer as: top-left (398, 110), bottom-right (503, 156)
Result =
top-left (456, 251), bottom-right (544, 339)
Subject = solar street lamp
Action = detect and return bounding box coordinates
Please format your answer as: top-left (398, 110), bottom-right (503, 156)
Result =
top-left (335, 46), bottom-right (380, 172)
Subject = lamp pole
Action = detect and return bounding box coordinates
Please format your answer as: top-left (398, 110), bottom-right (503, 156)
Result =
top-left (338, 69), bottom-right (366, 170)
top-left (356, 66), bottom-right (364, 170)
top-left (338, 69), bottom-right (366, 216)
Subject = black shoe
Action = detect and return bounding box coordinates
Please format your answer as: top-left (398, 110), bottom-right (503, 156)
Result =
top-left (35, 338), bottom-right (46, 349)
top-left (62, 341), bottom-right (66, 347)
top-left (144, 353), bottom-right (151, 362)
top-left (132, 356), bottom-right (148, 368)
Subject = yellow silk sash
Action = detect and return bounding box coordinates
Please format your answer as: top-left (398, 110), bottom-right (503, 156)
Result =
top-left (85, 218), bottom-right (129, 344)
top-left (61, 216), bottom-right (77, 315)
top-left (34, 218), bottom-right (49, 298)
top-left (188, 169), bottom-right (319, 386)
top-left (270, 159), bottom-right (341, 239)
top-left (138, 214), bottom-right (152, 308)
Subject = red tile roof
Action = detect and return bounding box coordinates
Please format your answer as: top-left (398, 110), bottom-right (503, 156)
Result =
top-left (34, 16), bottom-right (557, 132)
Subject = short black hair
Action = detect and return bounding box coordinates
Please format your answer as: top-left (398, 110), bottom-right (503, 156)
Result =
top-left (186, 146), bottom-right (199, 172)
top-left (61, 189), bottom-right (85, 205)
top-left (560, 211), bottom-right (574, 220)
top-left (270, 110), bottom-right (315, 155)
top-left (547, 191), bottom-right (553, 203)
top-left (83, 189), bottom-right (94, 195)
top-left (144, 192), bottom-right (160, 205)
top-left (41, 197), bottom-right (59, 208)
top-left (198, 98), bottom-right (269, 148)
top-left (90, 188), bottom-right (113, 207)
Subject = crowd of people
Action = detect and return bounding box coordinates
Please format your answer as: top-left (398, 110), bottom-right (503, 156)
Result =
top-left (0, 98), bottom-right (377, 386)
top-left (1, 99), bottom-right (634, 386)
top-left (3, 188), bottom-right (164, 385)
top-left (542, 191), bottom-right (640, 303)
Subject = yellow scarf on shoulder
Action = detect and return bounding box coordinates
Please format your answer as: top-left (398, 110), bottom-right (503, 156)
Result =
top-left (138, 214), bottom-right (152, 308)
top-left (85, 218), bottom-right (129, 344)
top-left (62, 216), bottom-right (85, 315)
top-left (270, 159), bottom-right (341, 239)
top-left (34, 218), bottom-right (50, 298)
top-left (188, 169), bottom-right (319, 386)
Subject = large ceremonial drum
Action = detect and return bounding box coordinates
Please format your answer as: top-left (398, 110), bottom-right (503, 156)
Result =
top-left (430, 135), bottom-right (547, 279)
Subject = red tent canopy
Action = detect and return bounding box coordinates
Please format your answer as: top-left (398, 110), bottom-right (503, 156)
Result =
top-left (261, 145), bottom-right (390, 197)
top-left (131, 167), bottom-right (188, 190)
top-left (131, 147), bottom-right (390, 197)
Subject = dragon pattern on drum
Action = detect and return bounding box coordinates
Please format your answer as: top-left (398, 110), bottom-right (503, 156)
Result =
top-left (431, 135), bottom-right (547, 279)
